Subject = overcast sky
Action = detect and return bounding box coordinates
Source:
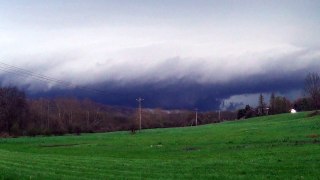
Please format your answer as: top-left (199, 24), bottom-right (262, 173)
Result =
top-left (0, 0), bottom-right (320, 110)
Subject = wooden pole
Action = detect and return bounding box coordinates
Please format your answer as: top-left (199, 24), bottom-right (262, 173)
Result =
top-left (195, 108), bottom-right (198, 126)
top-left (136, 97), bottom-right (144, 131)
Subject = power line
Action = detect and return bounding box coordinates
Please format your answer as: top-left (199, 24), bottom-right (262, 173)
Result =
top-left (0, 65), bottom-right (72, 87)
top-left (0, 61), bottom-right (110, 96)
top-left (0, 62), bottom-right (72, 86)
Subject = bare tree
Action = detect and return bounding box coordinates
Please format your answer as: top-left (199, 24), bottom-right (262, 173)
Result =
top-left (304, 72), bottom-right (320, 110)
top-left (0, 87), bottom-right (28, 135)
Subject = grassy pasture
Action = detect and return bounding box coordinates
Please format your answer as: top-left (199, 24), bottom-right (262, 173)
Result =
top-left (0, 112), bottom-right (320, 179)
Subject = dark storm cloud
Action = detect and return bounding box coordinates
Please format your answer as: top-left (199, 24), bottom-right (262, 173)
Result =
top-left (26, 66), bottom-right (308, 111)
top-left (1, 1), bottom-right (320, 110)
top-left (2, 47), bottom-right (320, 110)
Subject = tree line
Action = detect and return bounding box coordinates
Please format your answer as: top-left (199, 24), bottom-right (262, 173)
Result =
top-left (237, 72), bottom-right (320, 119)
top-left (2, 72), bottom-right (318, 137)
top-left (0, 87), bottom-right (236, 137)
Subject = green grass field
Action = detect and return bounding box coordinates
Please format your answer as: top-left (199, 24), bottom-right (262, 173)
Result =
top-left (0, 112), bottom-right (320, 179)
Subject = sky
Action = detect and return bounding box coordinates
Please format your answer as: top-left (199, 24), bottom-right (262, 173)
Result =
top-left (0, 0), bottom-right (320, 110)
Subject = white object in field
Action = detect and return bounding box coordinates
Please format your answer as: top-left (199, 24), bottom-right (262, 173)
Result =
top-left (290, 109), bottom-right (297, 113)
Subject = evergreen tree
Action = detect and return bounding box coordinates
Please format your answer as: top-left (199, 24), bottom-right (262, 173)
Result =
top-left (258, 93), bottom-right (266, 115)
top-left (269, 92), bottom-right (275, 114)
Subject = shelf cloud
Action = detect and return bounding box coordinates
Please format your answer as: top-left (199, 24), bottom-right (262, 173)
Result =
top-left (0, 0), bottom-right (319, 110)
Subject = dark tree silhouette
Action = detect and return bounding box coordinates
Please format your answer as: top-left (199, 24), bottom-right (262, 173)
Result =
top-left (0, 87), bottom-right (28, 135)
top-left (269, 92), bottom-right (276, 115)
top-left (258, 94), bottom-right (266, 115)
top-left (304, 72), bottom-right (320, 110)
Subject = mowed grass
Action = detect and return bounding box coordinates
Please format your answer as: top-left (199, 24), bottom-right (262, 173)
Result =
top-left (0, 112), bottom-right (320, 179)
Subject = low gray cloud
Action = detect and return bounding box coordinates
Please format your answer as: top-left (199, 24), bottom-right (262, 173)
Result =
top-left (1, 1), bottom-right (320, 109)
top-left (23, 67), bottom-right (305, 111)
top-left (2, 45), bottom-right (320, 87)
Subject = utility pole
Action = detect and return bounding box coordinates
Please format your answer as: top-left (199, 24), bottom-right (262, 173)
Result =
top-left (218, 110), bottom-right (221, 121)
top-left (195, 108), bottom-right (198, 126)
top-left (87, 111), bottom-right (89, 129)
top-left (40, 99), bottom-right (43, 129)
top-left (47, 100), bottom-right (50, 129)
top-left (136, 97), bottom-right (144, 131)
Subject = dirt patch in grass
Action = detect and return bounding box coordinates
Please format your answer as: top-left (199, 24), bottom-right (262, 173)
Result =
top-left (39, 143), bottom-right (83, 148)
top-left (183, 147), bottom-right (200, 151)
top-left (307, 111), bottom-right (320, 117)
top-left (307, 134), bottom-right (319, 138)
